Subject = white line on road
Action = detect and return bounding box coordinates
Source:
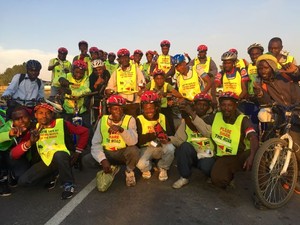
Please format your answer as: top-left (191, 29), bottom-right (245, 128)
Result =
top-left (45, 178), bottom-right (96, 225)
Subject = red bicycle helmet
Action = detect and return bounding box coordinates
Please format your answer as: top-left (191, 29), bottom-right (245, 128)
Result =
top-left (117, 48), bottom-right (130, 57)
top-left (134, 49), bottom-right (143, 56)
top-left (58, 47), bottom-right (68, 54)
top-left (219, 91), bottom-right (239, 102)
top-left (146, 50), bottom-right (154, 56)
top-left (89, 47), bottom-right (99, 53)
top-left (160, 40), bottom-right (171, 47)
top-left (141, 91), bottom-right (160, 104)
top-left (72, 60), bottom-right (87, 70)
top-left (153, 69), bottom-right (165, 78)
top-left (106, 95), bottom-right (127, 106)
top-left (197, 45), bottom-right (208, 52)
top-left (193, 93), bottom-right (212, 102)
top-left (228, 48), bottom-right (238, 54)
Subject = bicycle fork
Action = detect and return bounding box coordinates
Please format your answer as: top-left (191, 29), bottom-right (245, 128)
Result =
top-left (269, 133), bottom-right (293, 175)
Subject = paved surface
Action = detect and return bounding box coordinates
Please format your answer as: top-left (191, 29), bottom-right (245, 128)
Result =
top-left (1, 162), bottom-right (300, 225)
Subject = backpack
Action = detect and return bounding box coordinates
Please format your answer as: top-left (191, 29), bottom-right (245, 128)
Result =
top-left (18, 74), bottom-right (42, 90)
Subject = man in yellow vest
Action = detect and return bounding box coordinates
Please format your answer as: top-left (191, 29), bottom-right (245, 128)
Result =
top-left (82, 95), bottom-right (140, 187)
top-left (16, 103), bottom-right (89, 199)
top-left (171, 93), bottom-right (215, 189)
top-left (215, 51), bottom-right (249, 102)
top-left (174, 54), bottom-right (212, 101)
top-left (150, 40), bottom-right (175, 84)
top-left (104, 52), bottom-right (118, 75)
top-left (48, 47), bottom-right (72, 97)
top-left (136, 91), bottom-right (175, 181)
top-left (142, 50), bottom-right (154, 82)
top-left (73, 40), bottom-right (92, 76)
top-left (105, 48), bottom-right (146, 118)
top-left (133, 49), bottom-right (144, 71)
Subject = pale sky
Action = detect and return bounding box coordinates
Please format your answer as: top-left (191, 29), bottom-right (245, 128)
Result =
top-left (0, 0), bottom-right (299, 81)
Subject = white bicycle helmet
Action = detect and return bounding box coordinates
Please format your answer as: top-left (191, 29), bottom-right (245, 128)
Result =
top-left (221, 51), bottom-right (237, 61)
top-left (92, 59), bottom-right (104, 68)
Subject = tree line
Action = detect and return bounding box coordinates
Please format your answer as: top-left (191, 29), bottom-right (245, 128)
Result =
top-left (0, 63), bottom-right (26, 85)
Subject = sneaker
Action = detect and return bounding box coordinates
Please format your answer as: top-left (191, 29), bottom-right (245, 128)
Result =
top-left (111, 165), bottom-right (120, 178)
top-left (45, 174), bottom-right (59, 190)
top-left (61, 183), bottom-right (75, 200)
top-left (158, 168), bottom-right (168, 181)
top-left (142, 171), bottom-right (151, 179)
top-left (8, 171), bottom-right (18, 188)
top-left (172, 177), bottom-right (189, 189)
top-left (0, 182), bottom-right (12, 197)
top-left (125, 170), bottom-right (136, 187)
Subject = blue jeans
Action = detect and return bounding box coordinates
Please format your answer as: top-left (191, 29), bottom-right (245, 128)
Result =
top-left (175, 142), bottom-right (215, 178)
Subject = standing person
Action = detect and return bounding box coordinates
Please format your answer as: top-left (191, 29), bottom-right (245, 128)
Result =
top-left (82, 95), bottom-right (140, 187)
top-left (268, 37), bottom-right (297, 69)
top-left (228, 48), bottom-right (248, 69)
top-left (151, 40), bottom-right (175, 84)
top-left (89, 47), bottom-right (101, 61)
top-left (171, 93), bottom-right (215, 189)
top-left (59, 60), bottom-right (91, 130)
top-left (214, 51), bottom-right (249, 101)
top-left (12, 103), bottom-right (89, 199)
top-left (89, 59), bottom-right (110, 122)
top-left (105, 52), bottom-right (118, 75)
top-left (105, 48), bottom-right (145, 118)
top-left (133, 49), bottom-right (144, 71)
top-left (73, 40), bottom-right (92, 77)
top-left (2, 60), bottom-right (44, 119)
top-left (48, 47), bottom-right (72, 97)
top-left (136, 91), bottom-right (175, 181)
top-left (142, 50), bottom-right (154, 82)
top-left (173, 54), bottom-right (212, 101)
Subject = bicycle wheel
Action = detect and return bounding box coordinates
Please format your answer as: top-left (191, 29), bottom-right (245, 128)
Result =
top-left (252, 138), bottom-right (298, 209)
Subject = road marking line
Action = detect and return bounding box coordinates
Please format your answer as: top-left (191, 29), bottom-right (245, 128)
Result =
top-left (45, 178), bottom-right (96, 225)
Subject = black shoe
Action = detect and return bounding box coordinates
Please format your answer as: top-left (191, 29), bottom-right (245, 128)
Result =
top-left (45, 174), bottom-right (59, 190)
top-left (0, 182), bottom-right (12, 197)
top-left (61, 183), bottom-right (75, 200)
top-left (8, 171), bottom-right (18, 188)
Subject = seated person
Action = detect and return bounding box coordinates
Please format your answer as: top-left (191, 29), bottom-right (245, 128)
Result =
top-left (136, 91), bottom-right (175, 181)
top-left (11, 103), bottom-right (89, 199)
top-left (82, 95), bottom-right (140, 187)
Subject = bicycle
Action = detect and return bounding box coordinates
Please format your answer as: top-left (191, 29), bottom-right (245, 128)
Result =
top-left (252, 103), bottom-right (300, 209)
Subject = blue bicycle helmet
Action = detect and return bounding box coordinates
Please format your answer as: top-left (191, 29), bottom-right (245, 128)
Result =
top-left (26, 60), bottom-right (42, 71)
top-left (172, 54), bottom-right (185, 66)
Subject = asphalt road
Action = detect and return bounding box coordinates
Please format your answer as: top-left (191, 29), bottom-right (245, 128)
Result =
top-left (1, 162), bottom-right (300, 225)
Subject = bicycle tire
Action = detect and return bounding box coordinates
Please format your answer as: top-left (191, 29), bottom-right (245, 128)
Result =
top-left (252, 138), bottom-right (298, 209)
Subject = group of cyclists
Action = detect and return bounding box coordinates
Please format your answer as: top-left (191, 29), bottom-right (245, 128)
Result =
top-left (0, 37), bottom-right (299, 208)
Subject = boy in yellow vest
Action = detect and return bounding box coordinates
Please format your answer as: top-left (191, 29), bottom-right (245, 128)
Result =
top-left (136, 91), bottom-right (175, 181)
top-left (82, 95), bottom-right (140, 187)
top-left (14, 103), bottom-right (89, 199)
top-left (171, 93), bottom-right (215, 189)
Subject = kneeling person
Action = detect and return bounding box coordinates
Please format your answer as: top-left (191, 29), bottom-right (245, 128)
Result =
top-left (136, 91), bottom-right (175, 181)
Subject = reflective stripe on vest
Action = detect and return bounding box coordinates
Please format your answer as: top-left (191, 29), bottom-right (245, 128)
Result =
top-left (193, 57), bottom-right (211, 73)
top-left (100, 115), bottom-right (131, 151)
top-left (247, 63), bottom-right (258, 95)
top-left (137, 113), bottom-right (166, 146)
top-left (36, 119), bottom-right (69, 166)
top-left (116, 64), bottom-right (138, 94)
top-left (178, 70), bottom-right (201, 101)
top-left (222, 70), bottom-right (242, 96)
top-left (212, 112), bottom-right (245, 156)
top-left (157, 55), bottom-right (171, 73)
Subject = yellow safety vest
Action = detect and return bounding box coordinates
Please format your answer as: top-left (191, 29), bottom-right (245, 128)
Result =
top-left (193, 57), bottom-right (211, 73)
top-left (104, 61), bottom-right (118, 75)
top-left (247, 63), bottom-right (257, 95)
top-left (150, 80), bottom-right (168, 108)
top-left (157, 55), bottom-right (172, 73)
top-left (212, 112), bottom-right (245, 156)
top-left (222, 69), bottom-right (242, 96)
top-left (137, 113), bottom-right (166, 146)
top-left (50, 59), bottom-right (72, 87)
top-left (36, 119), bottom-right (69, 166)
top-left (100, 115), bottom-right (131, 151)
top-left (178, 71), bottom-right (201, 101)
top-left (277, 55), bottom-right (294, 69)
top-left (235, 59), bottom-right (246, 69)
top-left (185, 122), bottom-right (214, 153)
top-left (116, 64), bottom-right (138, 94)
